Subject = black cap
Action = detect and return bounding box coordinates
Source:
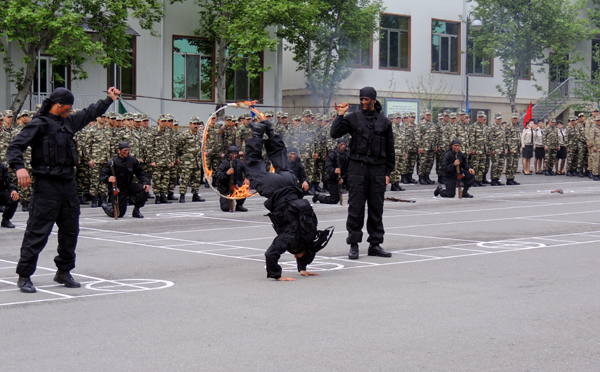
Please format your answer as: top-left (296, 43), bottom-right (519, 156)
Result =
top-left (288, 147), bottom-right (299, 154)
top-left (337, 138), bottom-right (347, 144)
top-left (50, 87), bottom-right (75, 106)
top-left (227, 145), bottom-right (239, 154)
top-left (118, 142), bottom-right (130, 150)
top-left (359, 86), bottom-right (377, 100)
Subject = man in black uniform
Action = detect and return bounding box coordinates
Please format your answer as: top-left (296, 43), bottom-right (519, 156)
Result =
top-left (244, 114), bottom-right (332, 281)
top-left (313, 138), bottom-right (348, 204)
top-left (330, 87), bottom-right (395, 260)
top-left (287, 146), bottom-right (309, 193)
top-left (215, 145), bottom-right (248, 212)
top-left (7, 87), bottom-right (120, 293)
top-left (99, 142), bottom-right (150, 218)
top-left (434, 139), bottom-right (475, 198)
top-left (0, 162), bottom-right (19, 228)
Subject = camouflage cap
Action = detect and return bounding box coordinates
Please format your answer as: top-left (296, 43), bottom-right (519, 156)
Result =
top-left (449, 112), bottom-right (457, 119)
top-left (173, 120), bottom-right (179, 126)
top-left (595, 116), bottom-right (600, 121)
top-left (238, 115), bottom-right (245, 121)
top-left (276, 111), bottom-right (284, 117)
top-left (141, 113), bottom-right (149, 120)
top-left (393, 113), bottom-right (402, 119)
top-left (265, 110), bottom-right (274, 117)
top-left (511, 112), bottom-right (520, 119)
top-left (165, 113), bottom-right (175, 120)
top-left (115, 114), bottom-right (123, 121)
top-left (190, 116), bottom-right (201, 123)
top-left (34, 103), bottom-right (42, 111)
top-left (578, 112), bottom-right (586, 117)
top-left (122, 112), bottom-right (133, 120)
top-left (224, 115), bottom-right (234, 121)
top-left (387, 114), bottom-right (394, 120)
top-left (330, 109), bottom-right (337, 117)
top-left (402, 112), bottom-right (409, 118)
top-left (594, 107), bottom-right (600, 112)
top-left (293, 115), bottom-right (301, 121)
top-left (302, 109), bottom-right (313, 117)
top-left (244, 113), bottom-right (252, 119)
top-left (443, 111), bottom-right (450, 116)
top-left (548, 117), bottom-right (556, 122)
top-left (17, 111), bottom-right (29, 119)
top-left (134, 113), bottom-right (143, 122)
top-left (458, 109), bottom-right (466, 115)
top-left (158, 114), bottom-right (167, 121)
top-left (570, 116), bottom-right (577, 121)
top-left (424, 110), bottom-right (432, 115)
top-left (3, 110), bottom-right (13, 117)
top-left (494, 112), bottom-right (502, 119)
top-left (410, 111), bottom-right (416, 117)
top-left (318, 114), bottom-right (326, 121)
top-left (282, 112), bottom-right (289, 118)
top-left (477, 111), bottom-right (486, 117)
top-left (109, 112), bottom-right (118, 119)
top-left (437, 113), bottom-right (444, 118)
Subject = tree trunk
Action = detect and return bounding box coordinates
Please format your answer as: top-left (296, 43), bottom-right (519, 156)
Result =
top-left (214, 38), bottom-right (228, 118)
top-left (9, 47), bottom-right (39, 115)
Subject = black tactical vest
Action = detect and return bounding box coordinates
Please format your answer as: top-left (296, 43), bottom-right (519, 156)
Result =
top-left (31, 116), bottom-right (78, 169)
top-left (350, 111), bottom-right (387, 158)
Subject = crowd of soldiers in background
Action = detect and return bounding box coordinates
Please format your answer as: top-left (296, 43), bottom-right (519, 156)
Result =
top-left (1, 105), bottom-right (600, 214)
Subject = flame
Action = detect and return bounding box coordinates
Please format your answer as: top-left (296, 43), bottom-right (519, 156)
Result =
top-left (229, 184), bottom-right (254, 198)
top-left (234, 100), bottom-right (258, 109)
top-left (269, 165), bottom-right (275, 173)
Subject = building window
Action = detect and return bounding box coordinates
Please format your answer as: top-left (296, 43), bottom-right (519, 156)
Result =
top-left (518, 59), bottom-right (531, 80)
top-left (225, 53), bottom-right (262, 101)
top-left (173, 37), bottom-right (214, 100)
top-left (354, 41), bottom-right (372, 68)
top-left (108, 36), bottom-right (136, 98)
top-left (432, 20), bottom-right (459, 73)
top-left (379, 14), bottom-right (410, 70)
top-left (467, 37), bottom-right (492, 76)
top-left (34, 56), bottom-right (70, 93)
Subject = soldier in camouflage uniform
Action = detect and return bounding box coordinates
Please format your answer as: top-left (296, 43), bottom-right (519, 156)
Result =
top-left (585, 108), bottom-right (598, 178)
top-left (204, 116), bottom-right (221, 186)
top-left (162, 114), bottom-right (180, 200)
top-left (299, 110), bottom-right (317, 194)
top-left (488, 113), bottom-right (507, 186)
top-left (0, 110), bottom-right (15, 164)
top-left (74, 119), bottom-right (94, 205)
top-left (543, 118), bottom-right (559, 175)
top-left (575, 113), bottom-right (588, 176)
top-left (177, 116), bottom-right (206, 203)
top-left (566, 116), bottom-right (579, 176)
top-left (236, 115), bottom-right (253, 156)
top-left (312, 114), bottom-right (329, 192)
top-left (417, 110), bottom-right (437, 184)
top-left (87, 115), bottom-right (112, 207)
top-left (469, 111), bottom-right (488, 187)
top-left (389, 113), bottom-right (405, 191)
top-left (149, 114), bottom-right (176, 204)
top-left (12, 111), bottom-right (34, 210)
top-left (401, 112), bottom-right (420, 184)
top-left (274, 112), bottom-right (290, 141)
top-left (505, 113), bottom-right (522, 185)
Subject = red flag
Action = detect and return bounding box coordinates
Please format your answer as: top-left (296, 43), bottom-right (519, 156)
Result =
top-left (523, 102), bottom-right (532, 128)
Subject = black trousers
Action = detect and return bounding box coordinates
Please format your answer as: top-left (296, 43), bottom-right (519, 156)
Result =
top-left (346, 160), bottom-right (386, 246)
top-left (16, 177), bottom-right (79, 277)
top-left (440, 171), bottom-right (475, 198)
top-left (0, 190), bottom-right (18, 221)
top-left (103, 183), bottom-right (148, 218)
top-left (219, 197), bottom-right (245, 212)
top-left (316, 180), bottom-right (341, 204)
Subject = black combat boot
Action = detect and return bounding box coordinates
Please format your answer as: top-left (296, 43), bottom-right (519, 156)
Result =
top-left (472, 181), bottom-right (480, 187)
top-left (167, 192), bottom-right (178, 201)
top-left (313, 182), bottom-right (324, 193)
top-left (400, 175), bottom-right (409, 184)
top-left (179, 194), bottom-right (186, 203)
top-left (594, 175), bottom-right (600, 181)
top-left (22, 202), bottom-right (29, 212)
top-left (348, 244), bottom-right (359, 259)
top-left (578, 171), bottom-right (585, 177)
top-left (91, 196), bottom-right (99, 208)
top-left (566, 171), bottom-right (572, 177)
top-left (160, 195), bottom-right (171, 204)
top-left (192, 194), bottom-right (205, 202)
top-left (434, 185), bottom-right (442, 196)
top-left (79, 196), bottom-right (89, 205)
top-left (425, 175), bottom-right (435, 184)
top-left (312, 192), bottom-right (320, 203)
top-left (306, 184), bottom-right (315, 196)
top-left (368, 245), bottom-right (392, 257)
top-left (132, 207), bottom-right (144, 218)
top-left (17, 276), bottom-right (36, 293)
top-left (1, 219), bottom-right (15, 228)
top-left (54, 269), bottom-right (81, 288)
top-left (462, 188), bottom-right (474, 198)
top-left (482, 178), bottom-right (491, 184)
top-left (155, 196), bottom-right (161, 204)
top-left (490, 179), bottom-right (499, 186)
top-left (418, 176), bottom-right (428, 185)
top-left (235, 204), bottom-right (248, 212)
top-left (390, 182), bottom-right (402, 191)
top-left (407, 175), bottom-right (417, 184)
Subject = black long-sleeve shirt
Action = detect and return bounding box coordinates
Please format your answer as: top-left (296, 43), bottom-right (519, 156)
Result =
top-left (99, 155), bottom-right (149, 190)
top-left (330, 110), bottom-right (395, 176)
top-left (441, 149), bottom-right (472, 178)
top-left (6, 96), bottom-right (113, 179)
top-left (216, 158), bottom-right (247, 195)
top-left (324, 148), bottom-right (349, 181)
top-left (0, 162), bottom-right (16, 193)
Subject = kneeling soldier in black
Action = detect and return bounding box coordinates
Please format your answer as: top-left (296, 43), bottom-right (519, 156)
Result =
top-left (435, 139), bottom-right (475, 198)
top-left (216, 145), bottom-right (249, 212)
top-left (0, 162), bottom-right (19, 228)
top-left (244, 115), bottom-right (333, 281)
top-left (287, 146), bottom-right (310, 193)
top-left (100, 142), bottom-right (150, 218)
top-left (313, 138), bottom-right (348, 204)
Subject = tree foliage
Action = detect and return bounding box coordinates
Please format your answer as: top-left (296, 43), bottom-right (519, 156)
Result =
top-left (277, 0), bottom-right (383, 111)
top-left (0, 0), bottom-right (165, 113)
top-left (469, 0), bottom-right (591, 112)
top-left (406, 73), bottom-right (452, 119)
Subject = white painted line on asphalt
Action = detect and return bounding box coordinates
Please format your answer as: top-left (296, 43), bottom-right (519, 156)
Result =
top-left (385, 232), bottom-right (481, 243)
top-left (0, 278), bottom-right (74, 298)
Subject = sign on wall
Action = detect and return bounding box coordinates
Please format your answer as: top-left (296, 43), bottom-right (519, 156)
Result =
top-left (384, 98), bottom-right (420, 117)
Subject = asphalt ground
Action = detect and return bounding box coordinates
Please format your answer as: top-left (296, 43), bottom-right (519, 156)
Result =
top-left (1, 172), bottom-right (600, 371)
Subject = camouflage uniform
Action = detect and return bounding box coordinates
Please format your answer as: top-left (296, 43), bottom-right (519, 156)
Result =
top-left (168, 125), bottom-right (180, 197)
top-left (402, 119), bottom-right (420, 180)
top-left (298, 111), bottom-right (317, 187)
top-left (313, 115), bottom-right (329, 186)
top-left (236, 122), bottom-right (253, 155)
top-left (576, 117), bottom-right (588, 174)
top-left (75, 125), bottom-right (92, 201)
top-left (566, 118), bottom-right (579, 174)
top-left (505, 114), bottom-right (522, 182)
top-left (417, 113), bottom-right (437, 183)
top-left (390, 115), bottom-right (404, 185)
top-left (87, 124), bottom-right (112, 203)
top-left (177, 117), bottom-right (204, 198)
top-left (149, 125), bottom-right (175, 197)
top-left (543, 122), bottom-right (559, 173)
top-left (488, 115), bottom-right (507, 183)
top-left (590, 120), bottom-right (600, 176)
top-left (205, 120), bottom-right (221, 183)
top-left (468, 118), bottom-right (488, 183)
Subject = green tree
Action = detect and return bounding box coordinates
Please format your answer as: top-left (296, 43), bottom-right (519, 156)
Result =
top-left (277, 0), bottom-right (383, 112)
top-left (469, 0), bottom-right (591, 113)
top-left (193, 0), bottom-right (288, 110)
top-left (0, 0), bottom-right (165, 114)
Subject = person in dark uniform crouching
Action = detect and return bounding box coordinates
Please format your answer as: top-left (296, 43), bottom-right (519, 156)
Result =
top-left (0, 162), bottom-right (19, 228)
top-left (99, 142), bottom-right (150, 218)
top-left (287, 146), bottom-right (310, 193)
top-left (216, 145), bottom-right (248, 212)
top-left (331, 87), bottom-right (395, 260)
top-left (313, 138), bottom-right (348, 204)
top-left (244, 114), bottom-right (333, 281)
top-left (7, 87), bottom-right (120, 293)
top-left (434, 139), bottom-right (475, 198)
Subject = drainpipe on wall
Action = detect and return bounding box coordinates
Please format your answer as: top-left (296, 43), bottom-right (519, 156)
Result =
top-left (160, 0), bottom-right (165, 115)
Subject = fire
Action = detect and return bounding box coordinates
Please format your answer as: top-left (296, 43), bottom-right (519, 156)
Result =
top-left (232, 100), bottom-right (258, 109)
top-left (270, 165), bottom-right (275, 173)
top-left (205, 169), bottom-right (213, 180)
top-left (229, 184), bottom-right (256, 199)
